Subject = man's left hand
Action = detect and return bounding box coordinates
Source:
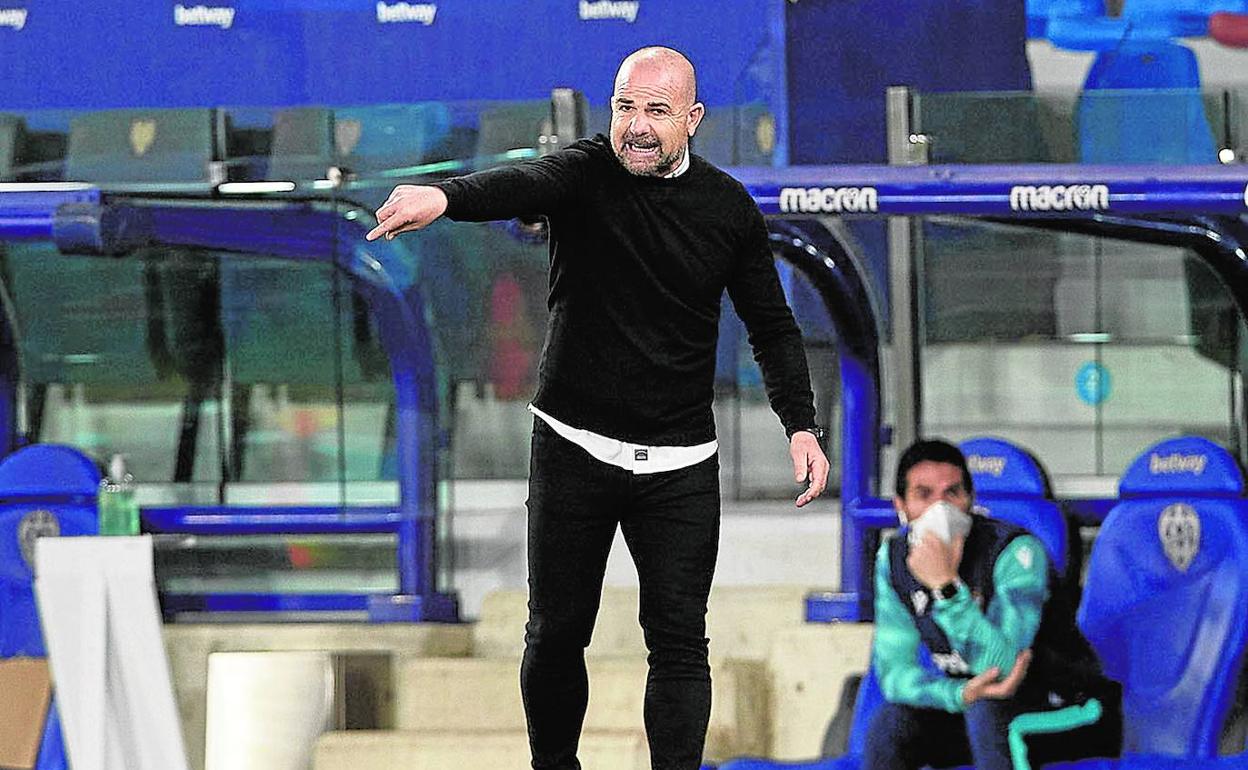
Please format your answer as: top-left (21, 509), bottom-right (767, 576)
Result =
top-left (907, 532), bottom-right (960, 590)
top-left (790, 431), bottom-right (829, 508)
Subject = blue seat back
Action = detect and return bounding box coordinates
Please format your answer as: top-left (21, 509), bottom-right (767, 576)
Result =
top-left (960, 436), bottom-right (1068, 574)
top-left (0, 445), bottom-right (99, 658)
top-left (1077, 41), bottom-right (1216, 163)
top-left (1078, 436), bottom-right (1248, 758)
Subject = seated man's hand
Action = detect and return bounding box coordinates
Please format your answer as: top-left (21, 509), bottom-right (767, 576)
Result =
top-left (367, 185), bottom-right (448, 241)
top-left (961, 648), bottom-right (1033, 706)
top-left (907, 532), bottom-right (961, 590)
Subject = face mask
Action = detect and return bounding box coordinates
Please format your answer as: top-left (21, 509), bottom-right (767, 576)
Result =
top-left (907, 500), bottom-right (972, 547)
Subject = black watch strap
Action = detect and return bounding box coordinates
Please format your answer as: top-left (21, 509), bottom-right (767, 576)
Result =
top-left (937, 580), bottom-right (961, 601)
top-left (792, 426), bottom-right (826, 442)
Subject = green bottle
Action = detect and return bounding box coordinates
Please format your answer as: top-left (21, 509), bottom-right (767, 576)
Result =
top-left (97, 454), bottom-right (140, 536)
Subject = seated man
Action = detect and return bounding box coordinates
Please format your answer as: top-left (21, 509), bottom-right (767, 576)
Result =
top-left (865, 439), bottom-right (1118, 770)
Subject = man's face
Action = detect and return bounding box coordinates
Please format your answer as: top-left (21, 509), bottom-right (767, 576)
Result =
top-left (895, 461), bottom-right (972, 524)
top-left (610, 61), bottom-right (703, 176)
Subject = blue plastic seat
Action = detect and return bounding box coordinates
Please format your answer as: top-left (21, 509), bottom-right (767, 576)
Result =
top-left (0, 444), bottom-right (100, 770)
top-left (1077, 436), bottom-right (1248, 761)
top-left (960, 437), bottom-right (1068, 576)
top-left (1076, 41), bottom-right (1217, 163)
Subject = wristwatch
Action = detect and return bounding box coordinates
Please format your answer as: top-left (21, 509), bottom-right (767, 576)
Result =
top-left (936, 579), bottom-right (962, 601)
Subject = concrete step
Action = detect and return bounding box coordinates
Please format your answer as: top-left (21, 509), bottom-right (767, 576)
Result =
top-left (314, 729), bottom-right (649, 770)
top-left (165, 622), bottom-right (472, 770)
top-left (766, 622), bottom-right (874, 761)
top-left (396, 656), bottom-right (770, 760)
top-left (473, 584), bottom-right (814, 661)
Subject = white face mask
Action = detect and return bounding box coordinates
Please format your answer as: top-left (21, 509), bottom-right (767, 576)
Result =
top-left (906, 500), bottom-right (972, 547)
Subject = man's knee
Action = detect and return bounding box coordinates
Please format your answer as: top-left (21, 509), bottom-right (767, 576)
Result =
top-left (524, 604), bottom-right (597, 653)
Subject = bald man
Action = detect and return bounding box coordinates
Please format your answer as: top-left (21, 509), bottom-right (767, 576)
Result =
top-left (368, 47), bottom-right (829, 770)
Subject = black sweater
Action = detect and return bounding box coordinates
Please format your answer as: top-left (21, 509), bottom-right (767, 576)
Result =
top-left (434, 135), bottom-right (815, 445)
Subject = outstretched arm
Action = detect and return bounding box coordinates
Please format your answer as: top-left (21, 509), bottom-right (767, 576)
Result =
top-left (367, 146), bottom-right (592, 241)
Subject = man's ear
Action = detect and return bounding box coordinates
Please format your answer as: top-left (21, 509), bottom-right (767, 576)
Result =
top-left (893, 497), bottom-right (909, 524)
top-left (686, 102), bottom-right (705, 137)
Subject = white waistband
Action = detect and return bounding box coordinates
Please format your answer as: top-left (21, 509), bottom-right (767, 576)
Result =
top-left (528, 404), bottom-right (717, 474)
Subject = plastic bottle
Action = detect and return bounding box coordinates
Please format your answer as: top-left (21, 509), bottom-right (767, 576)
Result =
top-left (97, 454), bottom-right (140, 536)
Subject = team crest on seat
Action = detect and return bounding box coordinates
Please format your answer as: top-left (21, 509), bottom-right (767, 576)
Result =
top-left (1159, 502), bottom-right (1201, 572)
top-left (335, 119), bottom-right (363, 156)
top-left (129, 119), bottom-right (157, 156)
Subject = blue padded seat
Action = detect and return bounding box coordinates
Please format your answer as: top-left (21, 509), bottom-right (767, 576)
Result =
top-left (1078, 436), bottom-right (1248, 760)
top-left (0, 444), bottom-right (99, 770)
top-left (65, 108), bottom-right (223, 184)
top-left (960, 436), bottom-right (1068, 575)
top-left (1027, 0), bottom-right (1105, 40)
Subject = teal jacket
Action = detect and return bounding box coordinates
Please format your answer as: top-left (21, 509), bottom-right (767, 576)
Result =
top-left (871, 531), bottom-right (1049, 713)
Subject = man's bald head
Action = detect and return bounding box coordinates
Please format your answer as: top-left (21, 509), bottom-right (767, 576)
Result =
top-left (614, 46), bottom-right (698, 107)
top-left (609, 46), bottom-right (704, 176)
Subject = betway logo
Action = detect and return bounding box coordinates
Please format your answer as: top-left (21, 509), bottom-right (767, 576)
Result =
top-left (377, 2), bottom-right (437, 24)
top-left (174, 4), bottom-right (234, 29)
top-left (1009, 184), bottom-right (1109, 212)
top-left (0, 8), bottom-right (28, 31)
top-left (779, 186), bottom-right (878, 214)
top-left (1149, 452), bottom-right (1208, 476)
top-left (579, 0), bottom-right (640, 22)
top-left (966, 454), bottom-right (1006, 478)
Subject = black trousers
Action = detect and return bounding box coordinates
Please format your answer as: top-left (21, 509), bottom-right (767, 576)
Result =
top-left (522, 418), bottom-right (721, 770)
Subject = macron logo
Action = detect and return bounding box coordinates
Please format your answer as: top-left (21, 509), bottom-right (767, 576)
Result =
top-left (377, 2), bottom-right (437, 25)
top-left (779, 186), bottom-right (878, 214)
top-left (579, 0), bottom-right (640, 22)
top-left (0, 8), bottom-right (28, 31)
top-left (1149, 452), bottom-right (1208, 476)
top-left (174, 4), bottom-right (235, 29)
top-left (1009, 184), bottom-right (1109, 212)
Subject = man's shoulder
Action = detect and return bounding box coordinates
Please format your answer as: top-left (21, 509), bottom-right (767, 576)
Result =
top-left (690, 153), bottom-right (754, 197)
top-left (564, 134), bottom-right (614, 163)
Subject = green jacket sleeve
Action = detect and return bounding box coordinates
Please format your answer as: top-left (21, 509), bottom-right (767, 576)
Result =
top-left (872, 538), bottom-right (966, 713)
top-left (932, 535), bottom-right (1049, 676)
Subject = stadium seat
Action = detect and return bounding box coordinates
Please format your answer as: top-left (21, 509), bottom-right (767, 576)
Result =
top-left (0, 444), bottom-right (100, 770)
top-left (694, 103), bottom-right (776, 168)
top-left (64, 108), bottom-right (223, 184)
top-left (1211, 12), bottom-right (1248, 47)
top-left (1078, 436), bottom-right (1248, 760)
top-left (267, 106), bottom-right (333, 181)
top-left (960, 436), bottom-right (1068, 575)
top-left (334, 102), bottom-right (453, 175)
top-left (0, 113), bottom-right (23, 181)
top-left (1076, 41), bottom-right (1217, 164)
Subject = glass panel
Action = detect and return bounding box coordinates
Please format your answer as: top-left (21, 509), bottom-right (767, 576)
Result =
top-left (2, 242), bottom-right (223, 501)
top-left (154, 534), bottom-right (399, 596)
top-left (716, 255), bottom-right (841, 499)
top-left (913, 89), bottom-right (1230, 165)
top-left (919, 217), bottom-right (1241, 486)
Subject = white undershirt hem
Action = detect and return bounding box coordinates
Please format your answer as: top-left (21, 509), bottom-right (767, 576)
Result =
top-left (528, 404), bottom-right (717, 474)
